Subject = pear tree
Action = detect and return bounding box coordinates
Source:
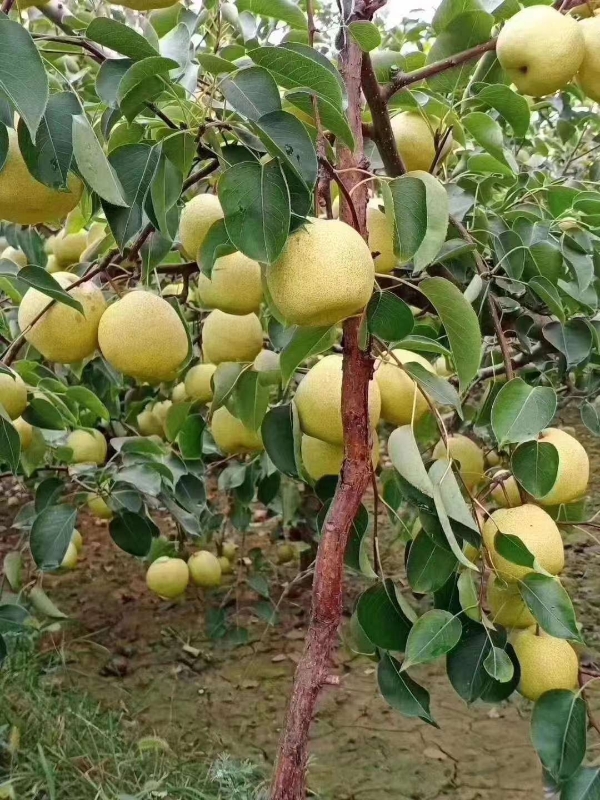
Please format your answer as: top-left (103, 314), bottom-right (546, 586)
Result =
top-left (2, 0), bottom-right (600, 799)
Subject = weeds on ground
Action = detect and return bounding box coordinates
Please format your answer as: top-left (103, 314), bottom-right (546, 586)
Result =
top-left (0, 644), bottom-right (265, 799)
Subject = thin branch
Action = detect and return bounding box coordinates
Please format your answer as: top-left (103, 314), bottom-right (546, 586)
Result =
top-left (1, 0), bottom-right (17, 13)
top-left (318, 156), bottom-right (360, 230)
top-left (182, 159), bottom-right (219, 191)
top-left (361, 53), bottom-right (405, 177)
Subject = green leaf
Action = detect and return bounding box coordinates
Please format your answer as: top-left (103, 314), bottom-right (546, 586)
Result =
top-left (96, 59), bottom-right (132, 108)
top-left (279, 325), bottom-right (337, 387)
top-left (105, 144), bottom-right (160, 249)
top-left (511, 441), bottom-right (559, 499)
top-left (221, 67), bottom-right (282, 121)
top-left (494, 532), bottom-right (537, 570)
top-left (219, 159), bottom-right (290, 263)
top-left (531, 690), bottom-right (586, 783)
top-left (378, 653), bottom-right (437, 726)
top-left (529, 276), bottom-right (565, 322)
top-left (237, 0), bottom-right (307, 28)
top-left (447, 625), bottom-right (520, 703)
top-left (285, 90), bottom-right (354, 150)
top-left (562, 768), bottom-right (600, 800)
top-left (0, 603), bottom-right (30, 634)
top-left (366, 292), bottom-right (414, 343)
top-left (406, 530), bottom-right (457, 593)
top-left (197, 53), bottom-right (237, 74)
top-left (426, 9), bottom-right (493, 94)
top-left (389, 172), bottom-right (449, 274)
top-left (0, 18), bottom-right (48, 138)
top-left (117, 56), bottom-right (178, 118)
top-left (403, 361), bottom-right (462, 417)
top-left (87, 18), bottom-right (159, 61)
top-left (261, 403), bottom-right (301, 479)
top-left (0, 417), bottom-right (20, 474)
top-left (72, 115), bottom-right (128, 207)
top-left (430, 474), bottom-right (478, 572)
top-left (348, 20), bottom-right (382, 52)
top-left (22, 396), bottom-right (66, 430)
top-left (232, 370), bottom-right (270, 432)
top-left (164, 402), bottom-right (192, 441)
top-left (18, 266), bottom-right (83, 314)
top-left (344, 503), bottom-right (376, 578)
top-left (473, 83), bottom-right (530, 138)
top-left (420, 277), bottom-right (482, 392)
top-left (178, 414), bottom-right (206, 460)
top-left (149, 152), bottom-right (182, 239)
top-left (210, 363), bottom-right (245, 414)
top-left (581, 400), bottom-right (600, 436)
top-left (483, 646), bottom-right (514, 683)
top-left (462, 112), bottom-right (517, 172)
top-left (491, 378), bottom-right (557, 446)
top-left (175, 473), bottom-right (205, 513)
top-left (543, 319), bottom-right (593, 367)
top-left (197, 219), bottom-right (236, 277)
top-left (28, 586), bottom-right (67, 619)
top-left (35, 477), bottom-right (64, 512)
top-left (253, 110), bottom-right (318, 188)
top-left (30, 504), bottom-right (77, 572)
top-left (387, 425), bottom-right (434, 500)
top-left (109, 511), bottom-right (156, 557)
top-left (356, 579), bottom-right (413, 652)
top-left (402, 609), bottom-right (461, 670)
top-left (519, 574), bottom-right (581, 641)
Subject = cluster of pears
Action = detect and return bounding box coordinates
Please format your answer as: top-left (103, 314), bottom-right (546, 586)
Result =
top-left (436, 426), bottom-right (589, 702)
top-left (145, 542), bottom-right (237, 600)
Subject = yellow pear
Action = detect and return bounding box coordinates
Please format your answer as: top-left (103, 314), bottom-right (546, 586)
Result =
top-left (253, 349), bottom-right (280, 373)
top-left (71, 529), bottom-right (83, 552)
top-left (46, 255), bottom-right (60, 274)
top-left (294, 354), bottom-right (381, 446)
top-left (202, 310), bottom-right (263, 365)
top-left (66, 429), bottom-right (107, 465)
top-left (536, 427), bottom-right (589, 506)
top-left (578, 16), bottom-right (600, 101)
top-left (184, 363), bottom-right (217, 403)
top-left (12, 417), bottom-right (32, 450)
top-left (511, 628), bottom-right (578, 701)
top-left (491, 472), bottom-right (522, 508)
top-left (210, 406), bottom-right (263, 454)
top-left (390, 113), bottom-right (436, 173)
top-left (152, 400), bottom-right (172, 434)
top-left (87, 494), bottom-right (113, 520)
top-left (0, 372), bottom-right (27, 420)
top-left (218, 555), bottom-right (233, 575)
top-left (18, 272), bottom-right (106, 364)
top-left (486, 449), bottom-right (501, 468)
top-left (265, 218), bottom-right (374, 327)
top-left (179, 193), bottom-right (223, 259)
top-left (137, 408), bottom-right (164, 437)
top-left (486, 576), bottom-right (536, 629)
top-left (374, 348), bottom-right (433, 426)
top-left (496, 5), bottom-right (584, 96)
top-left (98, 291), bottom-right (188, 382)
top-left (188, 550), bottom-right (222, 588)
top-left (433, 434), bottom-right (485, 492)
top-left (301, 432), bottom-right (379, 481)
top-left (60, 541), bottom-right (78, 570)
top-left (171, 382), bottom-right (187, 403)
top-left (482, 504), bottom-right (564, 582)
top-left (52, 229), bottom-right (88, 268)
top-left (367, 199), bottom-right (396, 274)
top-left (195, 252), bottom-right (263, 314)
top-left (146, 556), bottom-right (189, 599)
top-left (0, 130), bottom-right (83, 225)
top-left (1, 247), bottom-right (27, 267)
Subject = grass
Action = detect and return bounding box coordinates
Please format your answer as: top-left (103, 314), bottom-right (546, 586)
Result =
top-left (0, 643), bottom-right (266, 800)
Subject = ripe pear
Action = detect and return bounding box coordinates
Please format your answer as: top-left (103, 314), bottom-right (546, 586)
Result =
top-left (491, 472), bottom-right (522, 508)
top-left (179, 193), bottom-right (223, 259)
top-left (301, 433), bottom-right (379, 481)
top-left (137, 408), bottom-right (164, 437)
top-left (496, 5), bottom-right (584, 96)
top-left (433, 434), bottom-right (485, 492)
top-left (172, 382), bottom-right (187, 403)
top-left (184, 363), bottom-right (217, 403)
top-left (67, 429), bottom-right (107, 465)
top-left (374, 349), bottom-right (433, 426)
top-left (486, 576), bottom-right (536, 629)
top-left (18, 272), bottom-right (106, 364)
top-left (511, 628), bottom-right (578, 701)
top-left (202, 310), bottom-right (263, 365)
top-left (486, 449), bottom-right (501, 468)
top-left (146, 556), bottom-right (190, 599)
top-left (0, 130), bottom-right (83, 225)
top-left (195, 252), bottom-right (263, 314)
top-left (87, 494), bottom-right (113, 520)
top-left (152, 400), bottom-right (172, 434)
top-left (210, 406), bottom-right (263, 454)
top-left (578, 16), bottom-right (600, 101)
top-left (188, 550), bottom-right (222, 588)
top-left (71, 529), bottom-right (83, 552)
top-left (253, 349), bottom-right (280, 373)
top-left (390, 113), bottom-right (436, 173)
top-left (51, 229), bottom-right (88, 269)
top-left (1, 246), bottom-right (27, 268)
top-left (295, 354), bottom-right (381, 446)
top-left (98, 291), bottom-right (189, 382)
top-left (60, 542), bottom-right (78, 570)
top-left (265, 218), bottom-right (374, 327)
top-left (0, 372), bottom-right (27, 420)
top-left (536, 427), bottom-right (589, 506)
top-left (46, 255), bottom-right (60, 274)
top-left (367, 199), bottom-right (396, 274)
top-left (12, 417), bottom-right (32, 450)
top-left (222, 541), bottom-right (237, 561)
top-left (482, 504), bottom-right (564, 582)
top-left (218, 555), bottom-right (233, 575)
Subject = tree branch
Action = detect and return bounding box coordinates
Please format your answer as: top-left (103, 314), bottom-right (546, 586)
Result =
top-left (361, 53), bottom-right (405, 177)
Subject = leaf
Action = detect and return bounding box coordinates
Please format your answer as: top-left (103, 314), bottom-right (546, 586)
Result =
top-left (389, 172), bottom-right (449, 274)
top-left (104, 144), bottom-right (160, 248)
top-left (494, 532), bottom-right (537, 570)
top-left (0, 417), bottom-right (20, 474)
top-left (219, 160), bottom-right (290, 263)
top-left (430, 474), bottom-right (478, 572)
top-left (406, 529), bottom-right (458, 593)
top-left (178, 414), bottom-right (206, 460)
top-left (279, 325), bottom-right (337, 387)
top-left (237, 0), bottom-right (307, 28)
top-left (0, 18), bottom-right (48, 138)
top-left (543, 319), bottom-right (593, 368)
top-left (117, 57), bottom-right (178, 118)
top-left (420, 277), bottom-right (481, 392)
top-left (447, 625), bottom-right (520, 703)
top-left (285, 90), bottom-right (354, 150)
top-left (87, 19), bottom-right (159, 61)
top-left (473, 83), bottom-right (530, 138)
top-left (426, 9), bottom-right (494, 94)
top-left (378, 653), bottom-right (437, 726)
top-left (148, 153), bottom-right (182, 239)
top-left (531, 690), bottom-right (586, 783)
top-left (562, 768), bottom-right (600, 800)
top-left (261, 403), bottom-right (300, 479)
top-left (511, 441), bottom-right (559, 499)
top-left (366, 292), bottom-right (414, 343)
top-left (344, 503), bottom-right (376, 578)
top-left (29, 586), bottom-right (67, 619)
top-left (221, 67), bottom-right (282, 121)
top-left (29, 504), bottom-right (77, 571)
top-left (581, 401), bottom-right (600, 436)
top-left (402, 609), bottom-right (462, 670)
top-left (197, 219), bottom-right (236, 277)
top-left (17, 267), bottom-right (83, 314)
top-left (356, 579), bottom-right (413, 652)
top-left (348, 20), bottom-right (382, 51)
top-left (491, 378), bottom-right (557, 446)
top-left (387, 425), bottom-right (434, 499)
top-left (519, 574), bottom-right (581, 641)
top-left (72, 115), bottom-right (128, 207)
top-left (22, 396), bottom-right (66, 430)
top-left (403, 362), bottom-right (462, 417)
top-left (462, 112), bottom-right (517, 172)
top-left (233, 370), bottom-right (270, 432)
top-left (197, 54), bottom-right (237, 74)
top-left (109, 511), bottom-right (156, 557)
top-left (529, 276), bottom-right (565, 322)
top-left (483, 646), bottom-right (514, 683)
top-left (34, 477), bottom-right (64, 512)
top-left (253, 110), bottom-right (318, 188)
top-left (0, 603), bottom-right (30, 634)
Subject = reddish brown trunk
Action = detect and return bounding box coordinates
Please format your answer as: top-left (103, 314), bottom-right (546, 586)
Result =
top-left (269, 12), bottom-right (374, 800)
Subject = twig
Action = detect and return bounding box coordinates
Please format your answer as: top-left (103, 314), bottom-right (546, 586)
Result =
top-left (182, 159), bottom-right (219, 191)
top-left (318, 157), bottom-right (360, 230)
top-left (361, 54), bottom-right (405, 177)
